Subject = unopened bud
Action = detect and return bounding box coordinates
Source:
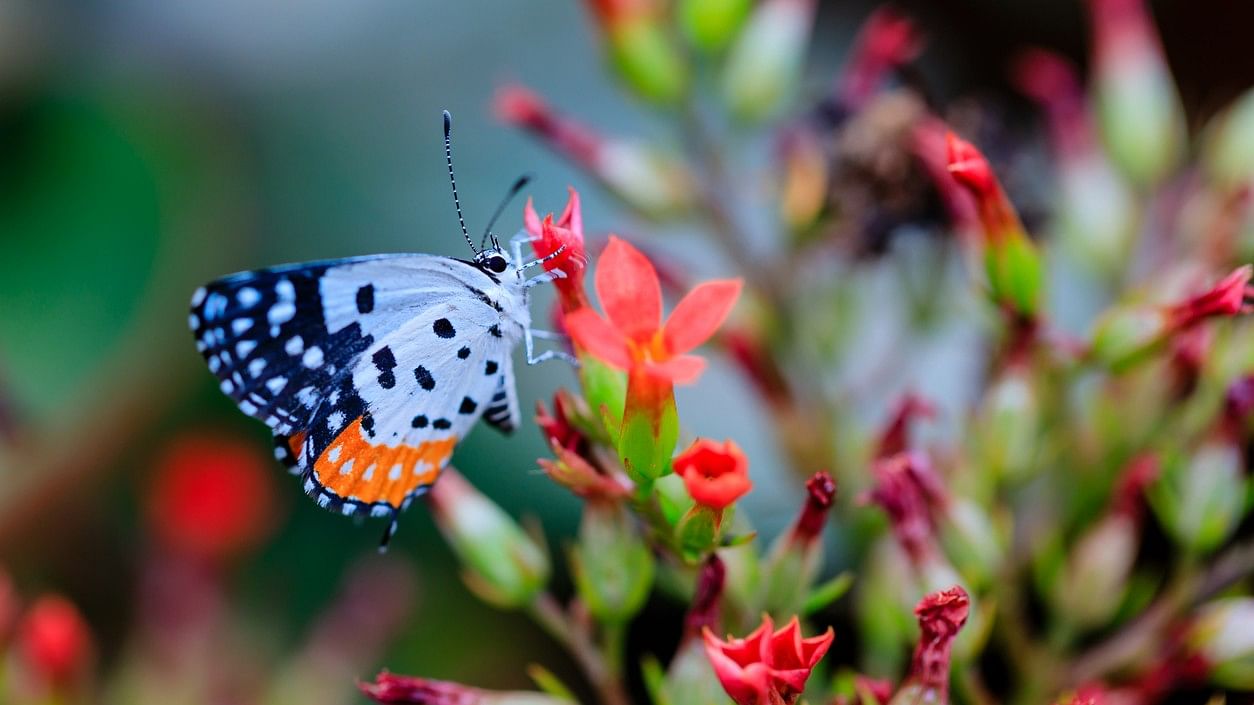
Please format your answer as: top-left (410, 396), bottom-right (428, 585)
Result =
top-left (722, 0), bottom-right (817, 123)
top-left (1086, 0), bottom-right (1186, 187)
top-left (1148, 442), bottom-right (1246, 554)
top-left (427, 470), bottom-right (550, 608)
top-left (761, 472), bottom-right (836, 616)
top-left (679, 0), bottom-right (752, 54)
top-left (1186, 597), bottom-right (1254, 689)
top-left (572, 501), bottom-right (654, 622)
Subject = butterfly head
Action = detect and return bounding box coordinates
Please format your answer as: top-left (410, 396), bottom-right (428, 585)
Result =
top-left (473, 237), bottom-right (511, 275)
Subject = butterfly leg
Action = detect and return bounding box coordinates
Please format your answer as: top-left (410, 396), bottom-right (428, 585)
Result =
top-left (523, 269), bottom-right (568, 290)
top-left (525, 326), bottom-right (578, 366)
top-left (378, 509), bottom-right (399, 553)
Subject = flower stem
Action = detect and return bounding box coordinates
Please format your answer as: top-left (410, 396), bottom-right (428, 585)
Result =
top-left (528, 592), bottom-right (631, 705)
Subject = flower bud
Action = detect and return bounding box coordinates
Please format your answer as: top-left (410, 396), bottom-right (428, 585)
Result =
top-left (679, 0), bottom-right (752, 54)
top-left (936, 499), bottom-right (1001, 590)
top-left (495, 86), bottom-right (694, 217)
top-left (837, 8), bottom-right (923, 110)
top-left (1012, 48), bottom-right (1136, 275)
top-left (722, 0), bottom-right (817, 123)
top-left (1086, 0), bottom-right (1186, 187)
top-left (1147, 441), bottom-right (1247, 554)
top-left (427, 470), bottom-right (550, 608)
top-left (584, 0), bottom-right (688, 104)
top-left (16, 595), bottom-right (93, 694)
top-left (1186, 597), bottom-right (1254, 689)
top-left (1090, 266), bottom-right (1254, 372)
top-left (571, 501), bottom-right (654, 622)
top-left (761, 472), bottom-right (836, 617)
top-left (946, 132), bottom-right (1044, 321)
top-left (1202, 87), bottom-right (1254, 190)
top-left (361, 671), bottom-right (570, 705)
top-left (875, 393), bottom-right (936, 460)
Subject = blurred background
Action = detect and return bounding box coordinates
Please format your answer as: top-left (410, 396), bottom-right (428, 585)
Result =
top-left (1, 0), bottom-right (1252, 702)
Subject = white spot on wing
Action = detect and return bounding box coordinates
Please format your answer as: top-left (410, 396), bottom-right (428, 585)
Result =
top-left (236, 340), bottom-right (257, 359)
top-left (326, 410), bottom-right (346, 431)
top-left (232, 318), bottom-right (254, 335)
top-left (339, 458), bottom-right (355, 475)
top-left (363, 463), bottom-right (376, 481)
top-left (302, 346), bottom-right (324, 368)
top-left (248, 358), bottom-right (267, 378)
top-left (191, 286), bottom-right (207, 306)
top-left (237, 287), bottom-right (261, 307)
top-left (388, 464), bottom-right (402, 481)
top-left (266, 376), bottom-right (288, 394)
top-left (268, 301), bottom-right (296, 327)
top-left (188, 313), bottom-right (199, 330)
top-left (285, 336), bottom-right (304, 356)
top-left (276, 279), bottom-right (296, 301)
top-left (328, 445), bottom-right (341, 462)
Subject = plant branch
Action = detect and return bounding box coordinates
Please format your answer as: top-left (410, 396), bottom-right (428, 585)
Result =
top-left (528, 592), bottom-right (631, 705)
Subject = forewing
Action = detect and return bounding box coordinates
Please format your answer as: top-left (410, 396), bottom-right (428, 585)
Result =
top-left (189, 254), bottom-right (499, 439)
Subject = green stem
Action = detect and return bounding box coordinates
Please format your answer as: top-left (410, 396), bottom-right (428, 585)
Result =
top-left (528, 593), bottom-right (631, 705)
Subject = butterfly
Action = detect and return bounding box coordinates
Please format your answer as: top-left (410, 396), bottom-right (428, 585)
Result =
top-left (188, 111), bottom-right (577, 546)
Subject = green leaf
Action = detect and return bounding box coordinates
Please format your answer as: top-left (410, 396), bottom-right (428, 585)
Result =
top-left (801, 572), bottom-right (854, 616)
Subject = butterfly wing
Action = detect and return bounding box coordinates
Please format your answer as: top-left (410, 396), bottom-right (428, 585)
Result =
top-left (300, 299), bottom-right (517, 515)
top-left (190, 253), bottom-right (525, 515)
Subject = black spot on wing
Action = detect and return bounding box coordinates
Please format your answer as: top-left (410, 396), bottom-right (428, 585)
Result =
top-left (412, 415), bottom-right (428, 428)
top-left (488, 324), bottom-right (502, 338)
top-left (356, 284), bottom-right (375, 314)
top-left (373, 346), bottom-right (397, 389)
top-left (432, 418), bottom-right (452, 430)
top-left (485, 360), bottom-right (498, 375)
top-left (457, 346), bottom-right (471, 359)
top-left (414, 365), bottom-right (435, 391)
top-left (433, 318), bottom-right (456, 339)
top-left (459, 397), bottom-right (478, 414)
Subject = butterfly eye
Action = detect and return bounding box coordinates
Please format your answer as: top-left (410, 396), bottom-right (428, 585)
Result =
top-left (487, 255), bottom-right (508, 273)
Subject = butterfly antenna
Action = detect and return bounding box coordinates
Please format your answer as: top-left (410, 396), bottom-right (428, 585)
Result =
top-left (443, 110), bottom-right (477, 255)
top-left (378, 510), bottom-right (399, 553)
top-left (481, 173), bottom-right (533, 250)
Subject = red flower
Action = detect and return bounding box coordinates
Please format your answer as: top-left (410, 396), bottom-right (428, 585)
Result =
top-left (147, 433), bottom-right (277, 564)
top-left (946, 133), bottom-right (1019, 241)
top-left (906, 586), bottom-right (970, 703)
top-left (703, 615), bottom-right (834, 705)
top-left (566, 236), bottom-right (742, 385)
top-left (673, 438), bottom-right (753, 510)
top-left (524, 187), bottom-right (589, 312)
top-left (17, 595), bottom-right (93, 690)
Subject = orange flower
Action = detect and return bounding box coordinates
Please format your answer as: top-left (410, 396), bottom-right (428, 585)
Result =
top-left (566, 236), bottom-right (742, 385)
top-left (703, 615), bottom-right (834, 705)
top-left (673, 438), bottom-right (752, 510)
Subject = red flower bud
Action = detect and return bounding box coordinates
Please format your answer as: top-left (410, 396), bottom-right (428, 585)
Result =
top-left (838, 7), bottom-right (923, 109)
top-left (703, 615), bottom-right (834, 705)
top-left (146, 433), bottom-right (277, 565)
top-left (790, 472), bottom-right (836, 546)
top-left (17, 595), bottom-right (93, 691)
top-left (674, 438), bottom-right (753, 510)
top-left (1166, 265), bottom-right (1254, 330)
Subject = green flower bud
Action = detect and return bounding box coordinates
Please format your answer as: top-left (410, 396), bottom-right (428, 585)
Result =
top-left (428, 470), bottom-right (550, 608)
top-left (722, 0), bottom-right (816, 123)
top-left (1148, 443), bottom-right (1247, 554)
top-left (679, 0), bottom-right (752, 54)
top-left (1187, 598), bottom-right (1254, 689)
top-left (571, 502), bottom-right (654, 622)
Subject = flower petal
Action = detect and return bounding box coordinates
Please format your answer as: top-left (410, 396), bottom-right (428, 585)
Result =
top-left (644, 355), bottom-right (706, 385)
top-left (523, 196), bottom-right (542, 237)
top-left (663, 279), bottom-right (743, 355)
top-left (565, 308), bottom-right (633, 370)
top-left (558, 186), bottom-right (583, 239)
top-left (596, 236), bottom-right (662, 343)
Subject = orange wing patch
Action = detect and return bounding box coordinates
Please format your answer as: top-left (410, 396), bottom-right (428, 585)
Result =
top-left (313, 417), bottom-right (456, 508)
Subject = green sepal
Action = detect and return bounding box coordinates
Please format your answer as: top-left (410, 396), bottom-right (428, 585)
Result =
top-left (801, 571), bottom-right (854, 616)
top-left (609, 21), bottom-right (689, 106)
top-left (679, 0), bottom-right (752, 54)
